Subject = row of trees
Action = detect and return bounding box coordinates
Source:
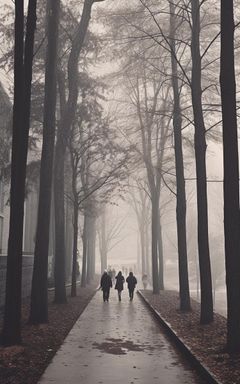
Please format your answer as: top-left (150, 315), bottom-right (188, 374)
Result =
top-left (104, 0), bottom-right (217, 319)
top-left (100, 0), bottom-right (240, 352)
top-left (0, 0), bottom-right (130, 346)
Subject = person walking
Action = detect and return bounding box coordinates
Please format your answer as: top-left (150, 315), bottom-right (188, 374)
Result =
top-left (115, 271), bottom-right (125, 301)
top-left (126, 271), bottom-right (137, 301)
top-left (112, 268), bottom-right (116, 284)
top-left (100, 271), bottom-right (112, 302)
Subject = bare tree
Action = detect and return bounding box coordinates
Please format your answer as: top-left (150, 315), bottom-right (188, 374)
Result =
top-left (190, 0), bottom-right (213, 324)
top-left (29, 0), bottom-right (60, 325)
top-left (169, 1), bottom-right (190, 311)
top-left (54, 0), bottom-right (105, 304)
top-left (128, 179), bottom-right (151, 277)
top-left (98, 205), bottom-right (127, 273)
top-left (220, 0), bottom-right (240, 352)
top-left (2, 0), bottom-right (38, 346)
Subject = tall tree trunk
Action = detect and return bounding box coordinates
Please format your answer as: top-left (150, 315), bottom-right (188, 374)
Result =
top-left (81, 213), bottom-right (88, 287)
top-left (65, 186), bottom-right (74, 282)
top-left (137, 236), bottom-right (141, 272)
top-left (130, 188), bottom-right (148, 275)
top-left (100, 209), bottom-right (107, 273)
top-left (1, 0), bottom-right (37, 346)
top-left (136, 73), bottom-right (162, 294)
top-left (54, 130), bottom-right (67, 303)
top-left (86, 217), bottom-right (92, 284)
top-left (71, 200), bottom-right (78, 297)
top-left (87, 216), bottom-right (96, 283)
top-left (90, 217), bottom-right (96, 280)
top-left (29, 0), bottom-right (60, 324)
top-left (157, 215), bottom-right (164, 290)
top-left (1, 1), bottom-right (24, 347)
top-left (196, 259), bottom-right (200, 301)
top-left (53, 0), bottom-right (98, 302)
top-left (140, 223), bottom-right (146, 274)
top-left (151, 192), bottom-right (159, 294)
top-left (145, 225), bottom-right (150, 278)
top-left (191, 0), bottom-right (213, 324)
top-left (170, 1), bottom-right (190, 311)
top-left (220, 0), bottom-right (240, 352)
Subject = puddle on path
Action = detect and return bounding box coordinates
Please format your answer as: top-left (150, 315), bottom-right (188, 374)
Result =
top-left (92, 338), bottom-right (146, 355)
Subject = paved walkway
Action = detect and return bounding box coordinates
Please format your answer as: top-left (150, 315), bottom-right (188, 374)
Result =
top-left (39, 289), bottom-right (206, 384)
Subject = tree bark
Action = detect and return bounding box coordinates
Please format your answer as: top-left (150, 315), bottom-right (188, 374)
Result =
top-left (136, 74), bottom-right (162, 294)
top-left (90, 217), bottom-right (96, 280)
top-left (29, 0), bottom-right (60, 324)
top-left (81, 213), bottom-right (88, 287)
top-left (170, 1), bottom-right (190, 311)
top-left (1, 0), bottom-right (37, 346)
top-left (54, 128), bottom-right (67, 303)
top-left (140, 223), bottom-right (146, 274)
top-left (86, 216), bottom-right (91, 284)
top-left (220, 0), bottom-right (240, 352)
top-left (145, 225), bottom-right (150, 277)
top-left (100, 209), bottom-right (107, 273)
top-left (151, 192), bottom-right (159, 294)
top-left (129, 188), bottom-right (148, 275)
top-left (71, 200), bottom-right (78, 297)
top-left (191, 0), bottom-right (213, 324)
top-left (157, 215), bottom-right (164, 290)
top-left (1, 1), bottom-right (24, 346)
top-left (86, 216), bottom-right (96, 283)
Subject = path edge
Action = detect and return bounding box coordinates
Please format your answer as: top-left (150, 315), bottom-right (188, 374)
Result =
top-left (137, 290), bottom-right (223, 384)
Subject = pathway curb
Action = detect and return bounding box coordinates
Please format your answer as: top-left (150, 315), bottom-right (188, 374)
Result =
top-left (137, 290), bottom-right (223, 384)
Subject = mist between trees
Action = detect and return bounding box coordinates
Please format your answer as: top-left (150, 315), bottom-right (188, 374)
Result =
top-left (0, 0), bottom-right (239, 354)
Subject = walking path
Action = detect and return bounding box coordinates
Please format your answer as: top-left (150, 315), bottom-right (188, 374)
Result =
top-left (39, 289), bottom-right (206, 384)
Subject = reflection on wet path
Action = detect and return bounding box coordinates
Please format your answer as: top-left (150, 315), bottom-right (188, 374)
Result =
top-left (39, 290), bottom-right (207, 384)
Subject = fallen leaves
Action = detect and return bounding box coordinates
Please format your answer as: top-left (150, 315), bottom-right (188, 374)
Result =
top-left (141, 290), bottom-right (239, 384)
top-left (0, 283), bottom-right (97, 384)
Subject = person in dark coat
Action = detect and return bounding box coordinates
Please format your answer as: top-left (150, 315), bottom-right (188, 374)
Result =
top-left (100, 271), bottom-right (112, 302)
top-left (126, 272), bottom-right (137, 300)
top-left (115, 271), bottom-right (125, 301)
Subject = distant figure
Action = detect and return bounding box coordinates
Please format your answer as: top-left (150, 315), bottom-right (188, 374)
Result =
top-left (142, 274), bottom-right (148, 290)
top-left (112, 268), bottom-right (116, 283)
top-left (115, 271), bottom-right (125, 301)
top-left (126, 272), bottom-right (137, 300)
top-left (108, 267), bottom-right (113, 281)
top-left (100, 271), bottom-right (112, 302)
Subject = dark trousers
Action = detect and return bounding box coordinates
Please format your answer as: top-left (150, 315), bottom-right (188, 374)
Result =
top-left (103, 288), bottom-right (110, 301)
top-left (129, 289), bottom-right (134, 300)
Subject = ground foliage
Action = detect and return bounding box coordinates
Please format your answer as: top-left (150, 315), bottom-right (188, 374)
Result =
top-left (0, 283), bottom-right (97, 384)
top-left (141, 290), bottom-right (240, 384)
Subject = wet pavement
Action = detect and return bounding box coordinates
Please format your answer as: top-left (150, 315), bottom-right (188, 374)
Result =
top-left (39, 289), bottom-right (207, 384)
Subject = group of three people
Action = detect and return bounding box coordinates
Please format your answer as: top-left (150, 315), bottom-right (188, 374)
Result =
top-left (100, 270), bottom-right (137, 302)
